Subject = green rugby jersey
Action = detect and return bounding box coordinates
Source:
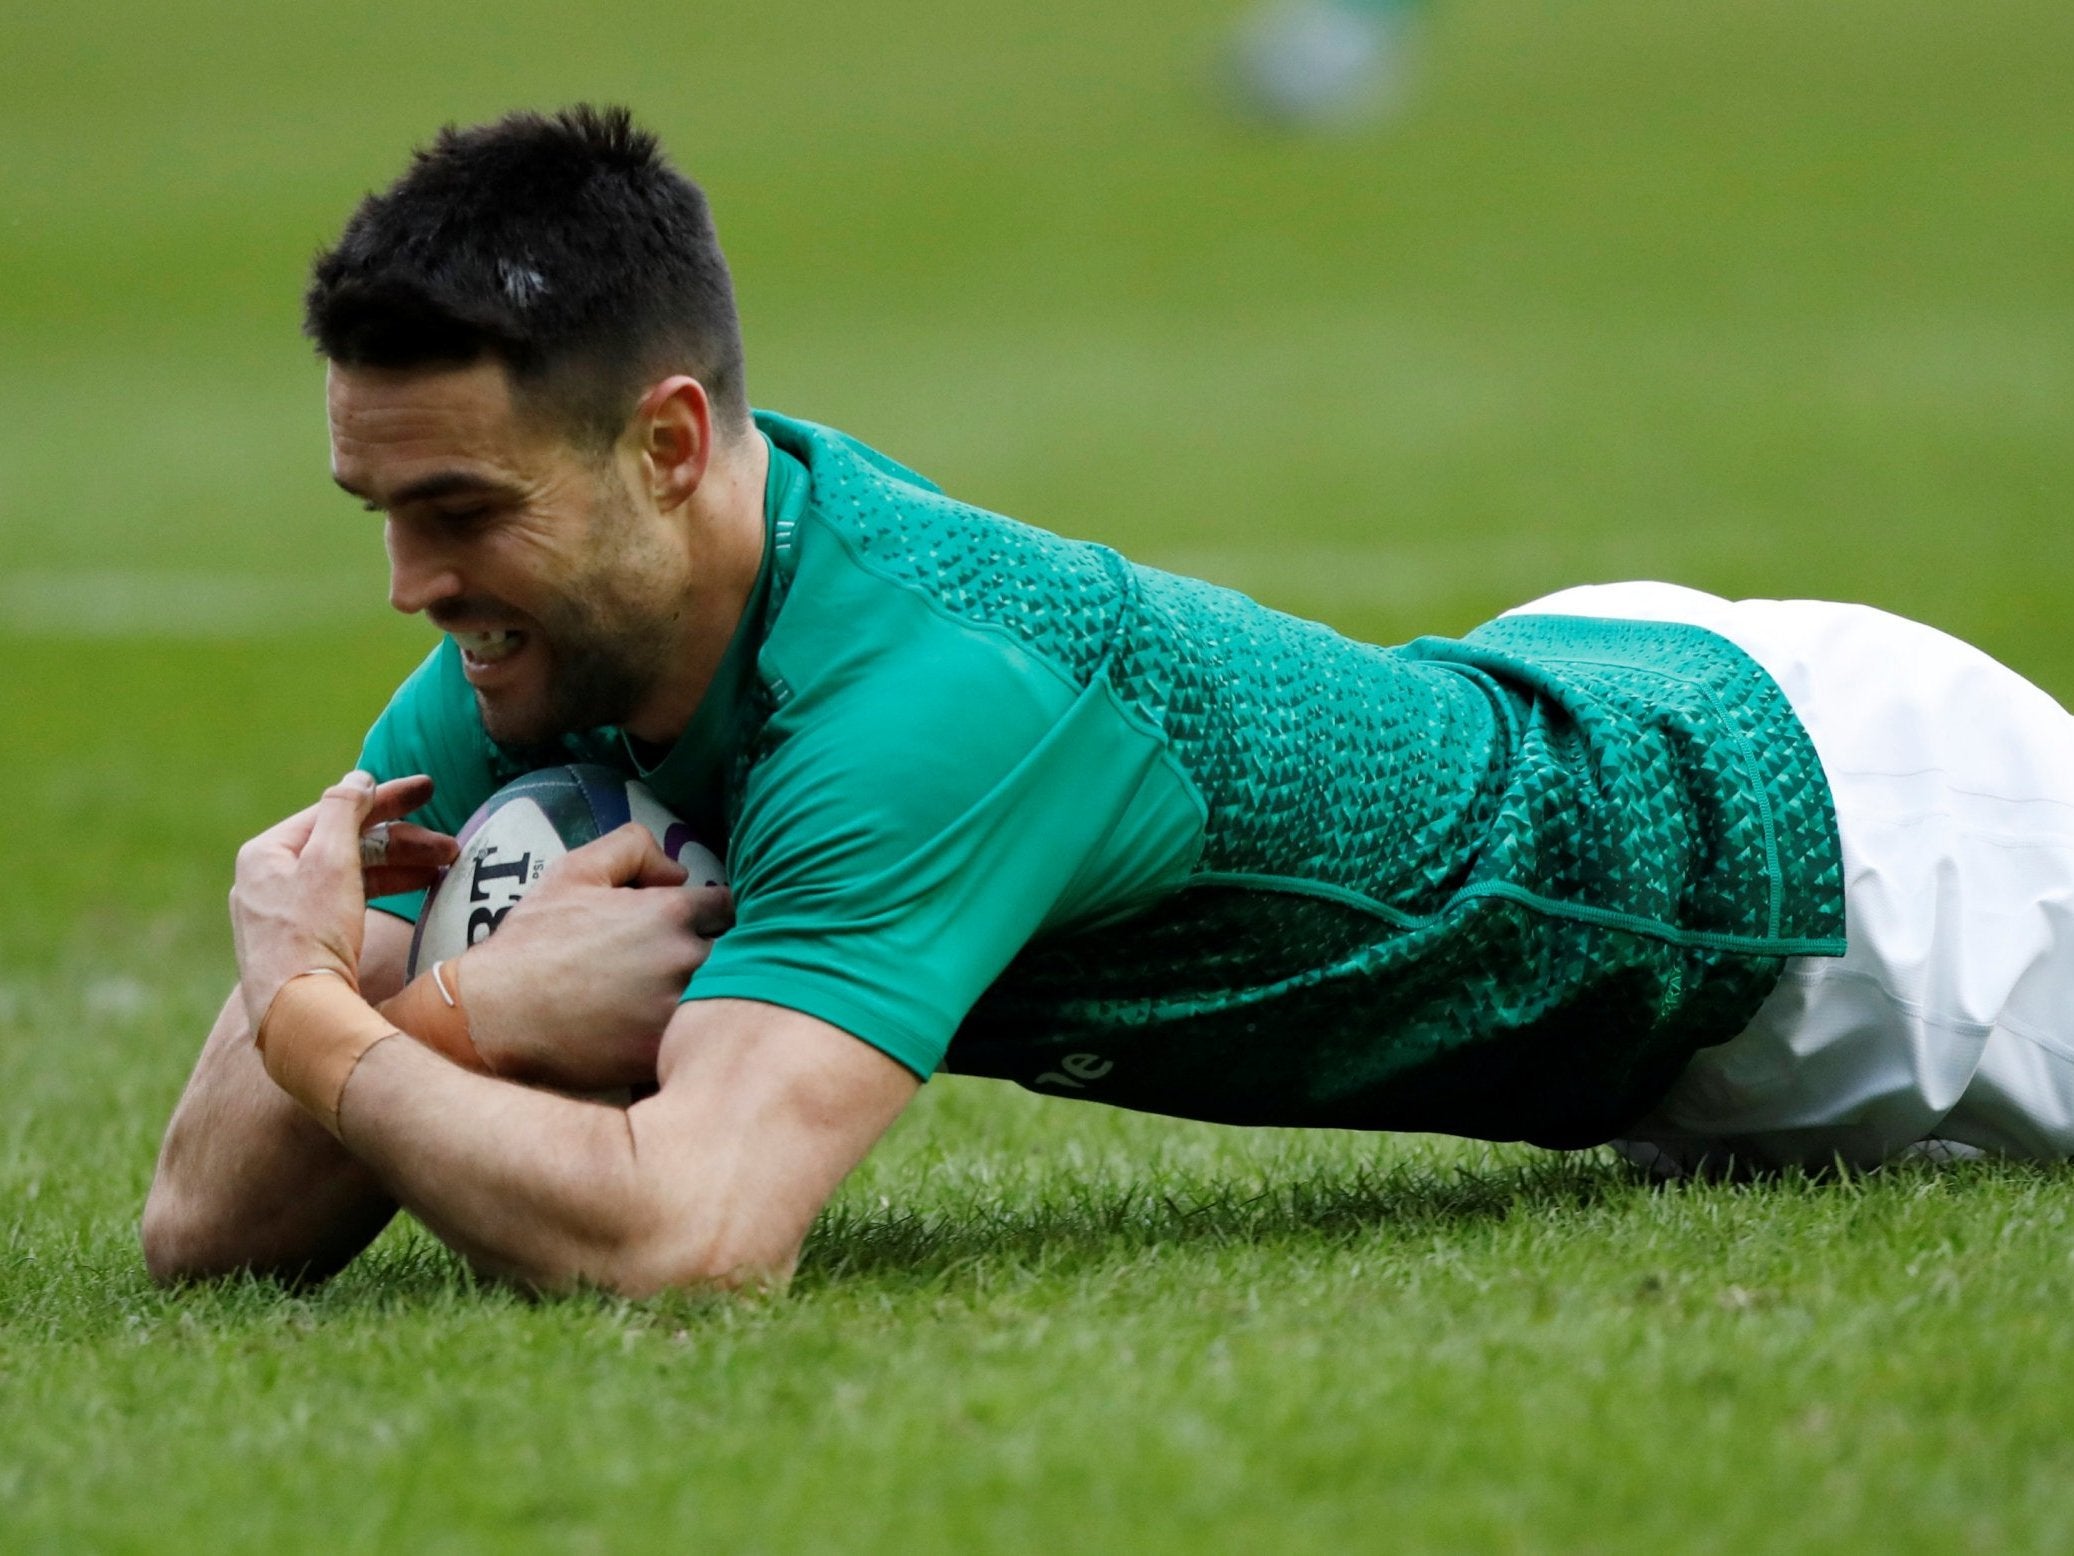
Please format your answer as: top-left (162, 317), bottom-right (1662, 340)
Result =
top-left (359, 411), bottom-right (1845, 1148)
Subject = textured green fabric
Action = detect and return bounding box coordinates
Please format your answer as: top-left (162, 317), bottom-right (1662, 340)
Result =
top-left (359, 410), bottom-right (1845, 1146)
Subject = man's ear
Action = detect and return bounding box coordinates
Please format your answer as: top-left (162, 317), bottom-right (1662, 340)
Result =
top-left (632, 376), bottom-right (714, 512)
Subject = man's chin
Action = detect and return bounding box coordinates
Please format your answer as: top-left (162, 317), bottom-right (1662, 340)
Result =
top-left (473, 690), bottom-right (566, 752)
top-left (475, 687), bottom-right (635, 752)
top-left (470, 647), bottom-right (652, 750)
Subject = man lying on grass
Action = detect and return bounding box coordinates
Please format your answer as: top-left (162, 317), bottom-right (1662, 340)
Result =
top-left (144, 105), bottom-right (2074, 1296)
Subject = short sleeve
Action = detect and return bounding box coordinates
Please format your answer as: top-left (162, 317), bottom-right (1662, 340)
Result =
top-left (356, 639), bottom-right (501, 924)
top-left (683, 672), bottom-right (1188, 1080)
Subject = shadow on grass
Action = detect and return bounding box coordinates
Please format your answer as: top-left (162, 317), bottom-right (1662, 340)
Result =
top-left (11, 1154), bottom-right (1617, 1333)
top-left (52, 1151), bottom-right (2043, 1330)
top-left (317, 1148), bottom-right (2058, 1316)
top-left (793, 1149), bottom-right (1629, 1291)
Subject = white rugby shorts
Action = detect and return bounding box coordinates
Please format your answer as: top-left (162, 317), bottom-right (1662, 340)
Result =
top-left (1509, 581), bottom-right (2074, 1170)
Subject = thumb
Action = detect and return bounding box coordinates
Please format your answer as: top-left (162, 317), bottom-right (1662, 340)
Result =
top-left (306, 769), bottom-right (379, 871)
top-left (560, 822), bottom-right (690, 889)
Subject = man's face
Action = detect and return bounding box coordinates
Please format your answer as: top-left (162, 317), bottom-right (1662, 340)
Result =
top-left (328, 359), bottom-right (689, 748)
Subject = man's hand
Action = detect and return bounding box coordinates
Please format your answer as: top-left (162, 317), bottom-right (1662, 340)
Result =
top-left (230, 772), bottom-right (456, 1029)
top-left (455, 823), bottom-right (733, 1090)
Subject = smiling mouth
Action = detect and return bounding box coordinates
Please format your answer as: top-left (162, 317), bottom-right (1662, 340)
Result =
top-left (451, 627), bottom-right (527, 666)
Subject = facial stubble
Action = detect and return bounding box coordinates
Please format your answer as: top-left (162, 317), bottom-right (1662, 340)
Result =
top-left (476, 479), bottom-right (685, 750)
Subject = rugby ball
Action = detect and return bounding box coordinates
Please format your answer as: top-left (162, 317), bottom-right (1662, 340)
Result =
top-left (407, 764), bottom-right (726, 979)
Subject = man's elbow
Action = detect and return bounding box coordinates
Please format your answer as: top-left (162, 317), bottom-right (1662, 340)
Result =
top-left (585, 1216), bottom-right (798, 1300)
top-left (138, 1183), bottom-right (360, 1288)
top-left (139, 1189), bottom-right (243, 1285)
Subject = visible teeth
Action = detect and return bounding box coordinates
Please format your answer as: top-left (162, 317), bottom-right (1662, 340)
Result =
top-left (454, 629), bottom-right (522, 663)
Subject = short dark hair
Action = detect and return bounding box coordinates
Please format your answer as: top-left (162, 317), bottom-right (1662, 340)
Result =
top-left (305, 105), bottom-right (747, 445)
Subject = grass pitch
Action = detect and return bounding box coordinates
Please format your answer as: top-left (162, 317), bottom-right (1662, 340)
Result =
top-left (4, 1), bottom-right (2074, 1550)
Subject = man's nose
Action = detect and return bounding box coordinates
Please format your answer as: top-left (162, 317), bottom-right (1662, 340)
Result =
top-left (385, 521), bottom-right (462, 616)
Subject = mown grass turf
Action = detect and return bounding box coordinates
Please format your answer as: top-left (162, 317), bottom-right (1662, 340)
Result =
top-left (4, 0), bottom-right (2074, 1550)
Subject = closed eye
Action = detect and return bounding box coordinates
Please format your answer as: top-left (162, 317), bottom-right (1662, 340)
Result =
top-left (354, 499), bottom-right (496, 527)
top-left (338, 470), bottom-right (526, 517)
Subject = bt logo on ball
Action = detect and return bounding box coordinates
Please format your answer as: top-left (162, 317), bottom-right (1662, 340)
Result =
top-left (465, 845), bottom-right (546, 947)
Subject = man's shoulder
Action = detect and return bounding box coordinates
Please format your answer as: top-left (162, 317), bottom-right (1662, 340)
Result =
top-left (737, 424), bottom-right (1139, 848)
top-left (763, 417), bottom-right (1131, 701)
top-left (755, 409), bottom-right (946, 499)
top-left (754, 526), bottom-right (1090, 812)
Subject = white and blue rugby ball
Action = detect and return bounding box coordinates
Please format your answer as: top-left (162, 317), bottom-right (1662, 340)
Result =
top-left (407, 764), bottom-right (727, 980)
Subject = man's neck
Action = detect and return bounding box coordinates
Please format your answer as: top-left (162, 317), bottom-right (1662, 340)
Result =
top-left (622, 428), bottom-right (771, 746)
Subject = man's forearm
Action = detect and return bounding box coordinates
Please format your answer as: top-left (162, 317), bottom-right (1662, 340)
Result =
top-left (142, 908), bottom-right (418, 1284)
top-left (142, 989), bottom-right (397, 1283)
top-left (328, 1035), bottom-right (689, 1294)
top-left (288, 996), bottom-right (910, 1299)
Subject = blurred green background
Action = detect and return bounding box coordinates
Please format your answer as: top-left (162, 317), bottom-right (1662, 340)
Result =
top-left (4, 0), bottom-right (2071, 964)
top-left (4, 3), bottom-right (2074, 1550)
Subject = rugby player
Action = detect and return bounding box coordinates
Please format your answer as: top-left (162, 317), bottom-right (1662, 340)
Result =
top-left (142, 106), bottom-right (2074, 1294)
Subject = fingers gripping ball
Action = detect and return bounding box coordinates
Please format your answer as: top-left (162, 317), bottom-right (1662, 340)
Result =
top-left (407, 764), bottom-right (727, 980)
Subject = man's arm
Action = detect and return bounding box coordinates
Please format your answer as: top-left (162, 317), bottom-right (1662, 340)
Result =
top-left (209, 772), bottom-right (907, 1294)
top-left (331, 996), bottom-right (918, 1294)
top-left (140, 909), bottom-right (412, 1285)
top-left (145, 815), bottom-right (718, 1283)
